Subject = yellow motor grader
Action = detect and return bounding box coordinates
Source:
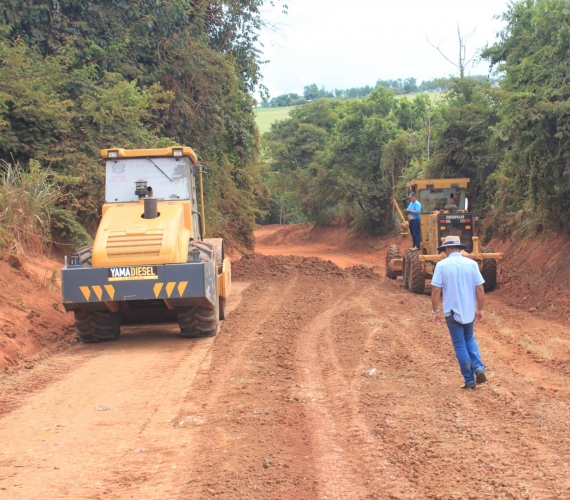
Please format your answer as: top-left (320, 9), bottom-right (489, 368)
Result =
top-left (61, 146), bottom-right (231, 342)
top-left (385, 178), bottom-right (502, 294)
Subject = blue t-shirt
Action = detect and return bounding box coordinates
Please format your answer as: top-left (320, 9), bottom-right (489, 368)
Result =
top-left (431, 252), bottom-right (485, 324)
top-left (407, 200), bottom-right (421, 220)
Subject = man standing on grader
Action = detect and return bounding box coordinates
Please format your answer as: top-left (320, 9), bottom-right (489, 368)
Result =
top-left (386, 178), bottom-right (502, 294)
top-left (404, 192), bottom-right (421, 250)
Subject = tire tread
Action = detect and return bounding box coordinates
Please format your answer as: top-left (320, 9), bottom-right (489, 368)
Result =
top-left (409, 250), bottom-right (426, 294)
top-left (481, 247), bottom-right (498, 292)
top-left (74, 309), bottom-right (120, 343)
top-left (385, 244), bottom-right (401, 279)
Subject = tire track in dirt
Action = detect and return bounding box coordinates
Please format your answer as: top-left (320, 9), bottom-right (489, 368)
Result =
top-left (0, 284), bottom-right (251, 499)
top-left (354, 281), bottom-right (570, 499)
top-left (144, 278), bottom-right (301, 498)
top-left (0, 328), bottom-right (214, 498)
top-left (174, 276), bottom-right (323, 499)
top-left (3, 248), bottom-right (570, 499)
top-left (296, 277), bottom-right (368, 498)
top-left (296, 279), bottom-right (418, 499)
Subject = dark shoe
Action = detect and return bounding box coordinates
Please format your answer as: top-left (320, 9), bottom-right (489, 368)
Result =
top-left (460, 382), bottom-right (476, 390)
top-left (475, 370), bottom-right (487, 384)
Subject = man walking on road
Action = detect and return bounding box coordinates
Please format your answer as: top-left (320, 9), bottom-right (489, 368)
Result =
top-left (405, 192), bottom-right (421, 250)
top-left (430, 236), bottom-right (487, 390)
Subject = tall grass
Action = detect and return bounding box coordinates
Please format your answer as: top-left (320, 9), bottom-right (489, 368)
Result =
top-left (0, 159), bottom-right (62, 255)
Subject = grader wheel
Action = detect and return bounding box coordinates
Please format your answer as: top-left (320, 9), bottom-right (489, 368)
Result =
top-left (385, 244), bottom-right (401, 280)
top-left (402, 249), bottom-right (411, 289)
top-left (409, 250), bottom-right (426, 294)
top-left (481, 247), bottom-right (497, 292)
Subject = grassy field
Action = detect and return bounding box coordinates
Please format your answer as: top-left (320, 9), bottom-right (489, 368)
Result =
top-left (254, 106), bottom-right (295, 134)
top-left (395, 91), bottom-right (444, 103)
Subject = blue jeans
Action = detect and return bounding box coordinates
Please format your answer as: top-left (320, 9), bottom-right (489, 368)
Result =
top-left (409, 218), bottom-right (420, 248)
top-left (445, 315), bottom-right (484, 385)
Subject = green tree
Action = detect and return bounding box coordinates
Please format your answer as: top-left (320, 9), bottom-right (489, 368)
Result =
top-left (261, 100), bottom-right (341, 223)
top-left (0, 37), bottom-right (173, 233)
top-left (482, 0), bottom-right (570, 228)
top-left (425, 78), bottom-right (499, 213)
top-left (310, 87), bottom-right (398, 232)
top-left (303, 84), bottom-right (334, 100)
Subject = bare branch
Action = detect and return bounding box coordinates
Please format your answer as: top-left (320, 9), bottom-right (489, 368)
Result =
top-left (426, 36), bottom-right (460, 69)
top-left (427, 26), bottom-right (478, 79)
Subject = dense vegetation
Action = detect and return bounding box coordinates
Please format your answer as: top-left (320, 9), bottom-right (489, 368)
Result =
top-left (1, 0), bottom-right (568, 254)
top-left (260, 91), bottom-right (432, 230)
top-left (0, 0), bottom-right (281, 252)
top-left (261, 0), bottom-right (570, 239)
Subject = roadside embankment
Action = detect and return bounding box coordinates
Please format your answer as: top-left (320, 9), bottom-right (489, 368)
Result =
top-left (0, 255), bottom-right (75, 372)
top-left (487, 233), bottom-right (570, 322)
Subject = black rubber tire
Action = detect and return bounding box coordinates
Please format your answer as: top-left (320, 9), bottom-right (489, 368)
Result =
top-left (219, 296), bottom-right (227, 320)
top-left (409, 250), bottom-right (426, 294)
top-left (74, 309), bottom-right (121, 343)
top-left (481, 247), bottom-right (497, 292)
top-left (402, 249), bottom-right (410, 290)
top-left (385, 244), bottom-right (401, 279)
top-left (177, 240), bottom-right (220, 338)
top-left (177, 303), bottom-right (219, 338)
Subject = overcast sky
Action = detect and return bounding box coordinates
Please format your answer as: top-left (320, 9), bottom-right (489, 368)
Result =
top-left (257, 0), bottom-right (510, 98)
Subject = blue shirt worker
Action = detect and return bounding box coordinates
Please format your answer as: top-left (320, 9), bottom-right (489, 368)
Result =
top-left (405, 193), bottom-right (421, 250)
top-left (430, 236), bottom-right (487, 390)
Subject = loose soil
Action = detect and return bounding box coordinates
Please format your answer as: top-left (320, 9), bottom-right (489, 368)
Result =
top-left (1, 225), bottom-right (570, 499)
top-left (0, 255), bottom-right (75, 372)
top-left (487, 232), bottom-right (570, 322)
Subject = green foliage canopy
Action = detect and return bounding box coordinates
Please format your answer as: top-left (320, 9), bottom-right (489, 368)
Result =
top-left (482, 0), bottom-right (570, 227)
top-left (0, 0), bottom-right (282, 249)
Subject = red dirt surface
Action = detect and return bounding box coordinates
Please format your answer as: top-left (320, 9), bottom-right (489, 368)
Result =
top-left (1, 225), bottom-right (570, 499)
top-left (255, 223), bottom-right (388, 269)
top-left (488, 232), bottom-right (570, 322)
top-left (0, 255), bottom-right (75, 372)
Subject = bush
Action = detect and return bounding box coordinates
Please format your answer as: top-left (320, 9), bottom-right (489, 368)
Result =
top-left (0, 159), bottom-right (63, 255)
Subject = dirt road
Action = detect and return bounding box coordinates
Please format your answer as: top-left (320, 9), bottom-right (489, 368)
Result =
top-left (2, 227), bottom-right (570, 499)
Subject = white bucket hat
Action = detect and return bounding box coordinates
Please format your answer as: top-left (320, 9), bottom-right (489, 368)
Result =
top-left (437, 235), bottom-right (467, 252)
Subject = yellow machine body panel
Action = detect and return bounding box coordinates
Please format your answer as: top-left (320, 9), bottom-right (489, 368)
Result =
top-left (100, 146), bottom-right (198, 165)
top-left (408, 178), bottom-right (469, 190)
top-left (407, 178), bottom-right (470, 252)
top-left (93, 200), bottom-right (191, 267)
top-left (217, 258), bottom-right (232, 299)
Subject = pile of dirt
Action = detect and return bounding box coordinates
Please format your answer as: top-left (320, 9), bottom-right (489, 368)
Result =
top-left (0, 255), bottom-right (75, 372)
top-left (254, 223), bottom-right (312, 247)
top-left (344, 264), bottom-right (378, 280)
top-left (232, 253), bottom-right (377, 281)
top-left (232, 253), bottom-right (342, 280)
